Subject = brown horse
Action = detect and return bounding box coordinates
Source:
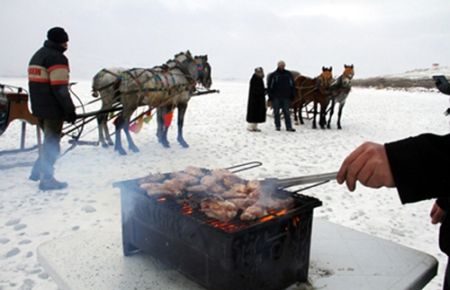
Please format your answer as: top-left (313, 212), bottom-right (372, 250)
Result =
top-left (293, 67), bottom-right (333, 129)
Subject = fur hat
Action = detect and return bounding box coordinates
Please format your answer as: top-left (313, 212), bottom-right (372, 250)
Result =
top-left (277, 60), bottom-right (286, 67)
top-left (47, 27), bottom-right (69, 44)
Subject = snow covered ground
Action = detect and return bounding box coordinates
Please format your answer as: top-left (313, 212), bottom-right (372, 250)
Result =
top-left (0, 77), bottom-right (449, 290)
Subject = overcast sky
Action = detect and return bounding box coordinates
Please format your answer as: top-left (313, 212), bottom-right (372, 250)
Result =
top-left (1, 0), bottom-right (450, 80)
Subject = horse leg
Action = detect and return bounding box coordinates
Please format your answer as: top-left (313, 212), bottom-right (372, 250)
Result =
top-left (293, 106), bottom-right (299, 125)
top-left (312, 101), bottom-right (318, 129)
top-left (337, 102), bottom-right (345, 130)
top-left (97, 113), bottom-right (108, 147)
top-left (319, 103), bottom-right (326, 129)
top-left (176, 103), bottom-right (189, 148)
top-left (157, 106), bottom-right (170, 148)
top-left (327, 98), bottom-right (335, 129)
top-left (124, 121), bottom-right (139, 153)
top-left (103, 117), bottom-right (114, 146)
top-left (299, 102), bottom-right (305, 125)
top-left (114, 114), bottom-right (127, 155)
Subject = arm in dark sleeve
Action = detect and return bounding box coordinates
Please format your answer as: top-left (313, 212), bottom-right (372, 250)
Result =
top-left (436, 77), bottom-right (450, 95)
top-left (288, 73), bottom-right (296, 98)
top-left (267, 73), bottom-right (274, 100)
top-left (48, 55), bottom-right (75, 118)
top-left (437, 198), bottom-right (450, 212)
top-left (385, 133), bottom-right (450, 204)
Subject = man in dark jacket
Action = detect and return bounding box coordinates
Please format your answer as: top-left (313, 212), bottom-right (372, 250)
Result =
top-left (246, 67), bottom-right (266, 132)
top-left (28, 27), bottom-right (76, 191)
top-left (337, 134), bottom-right (450, 289)
top-left (267, 61), bottom-right (296, 132)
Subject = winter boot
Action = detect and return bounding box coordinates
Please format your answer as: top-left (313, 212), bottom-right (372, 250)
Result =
top-left (29, 172), bottom-right (40, 182)
top-left (39, 177), bottom-right (68, 191)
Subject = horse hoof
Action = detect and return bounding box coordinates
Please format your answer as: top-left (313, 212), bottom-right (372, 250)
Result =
top-left (130, 146), bottom-right (140, 153)
top-left (294, 121), bottom-right (300, 126)
top-left (179, 141), bottom-right (189, 148)
top-left (327, 125), bottom-right (331, 129)
top-left (101, 143), bottom-right (109, 148)
top-left (115, 147), bottom-right (127, 155)
top-left (107, 141), bottom-right (114, 146)
top-left (162, 141), bottom-right (170, 148)
top-left (338, 126), bottom-right (342, 130)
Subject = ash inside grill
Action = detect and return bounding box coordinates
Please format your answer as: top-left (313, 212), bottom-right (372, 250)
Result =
top-left (115, 169), bottom-right (322, 290)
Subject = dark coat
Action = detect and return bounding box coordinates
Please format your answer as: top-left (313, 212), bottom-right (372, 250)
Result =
top-left (267, 69), bottom-right (295, 100)
top-left (246, 74), bottom-right (266, 123)
top-left (28, 41), bottom-right (75, 120)
top-left (385, 133), bottom-right (450, 255)
top-left (436, 76), bottom-right (450, 95)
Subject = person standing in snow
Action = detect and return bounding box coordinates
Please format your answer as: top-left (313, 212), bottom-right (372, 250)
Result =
top-left (246, 67), bottom-right (266, 132)
top-left (267, 61), bottom-right (296, 132)
top-left (28, 27), bottom-right (76, 191)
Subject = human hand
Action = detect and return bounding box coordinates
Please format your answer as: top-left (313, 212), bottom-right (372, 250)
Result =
top-left (65, 111), bottom-right (77, 124)
top-left (430, 202), bottom-right (446, 224)
top-left (337, 142), bottom-right (395, 191)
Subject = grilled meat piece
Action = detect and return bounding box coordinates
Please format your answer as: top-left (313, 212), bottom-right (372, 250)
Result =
top-left (222, 174), bottom-right (245, 189)
top-left (139, 172), bottom-right (166, 184)
top-left (200, 175), bottom-right (217, 188)
top-left (170, 172), bottom-right (199, 186)
top-left (200, 198), bottom-right (238, 222)
top-left (140, 179), bottom-right (184, 197)
top-left (186, 184), bottom-right (208, 193)
top-left (140, 182), bottom-right (166, 195)
top-left (184, 166), bottom-right (205, 177)
top-left (240, 205), bottom-right (268, 221)
top-left (228, 197), bottom-right (257, 210)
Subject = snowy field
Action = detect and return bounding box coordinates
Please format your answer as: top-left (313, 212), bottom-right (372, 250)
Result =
top-left (0, 77), bottom-right (449, 290)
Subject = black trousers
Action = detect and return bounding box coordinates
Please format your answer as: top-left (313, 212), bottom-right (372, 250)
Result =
top-left (444, 258), bottom-right (450, 290)
top-left (31, 118), bottom-right (63, 179)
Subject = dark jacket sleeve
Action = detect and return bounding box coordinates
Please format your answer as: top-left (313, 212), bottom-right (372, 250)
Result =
top-left (436, 77), bottom-right (450, 95)
top-left (385, 133), bottom-right (450, 204)
top-left (267, 73), bottom-right (274, 100)
top-left (288, 72), bottom-right (296, 98)
top-left (47, 54), bottom-right (75, 118)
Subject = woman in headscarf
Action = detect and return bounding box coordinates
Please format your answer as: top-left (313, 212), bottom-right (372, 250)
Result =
top-left (246, 67), bottom-right (266, 132)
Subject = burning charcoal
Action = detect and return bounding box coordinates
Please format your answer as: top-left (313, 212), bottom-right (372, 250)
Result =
top-left (240, 205), bottom-right (268, 221)
top-left (200, 198), bottom-right (238, 222)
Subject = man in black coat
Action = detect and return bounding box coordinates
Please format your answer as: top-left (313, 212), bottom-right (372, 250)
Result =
top-left (267, 61), bottom-right (296, 132)
top-left (337, 133), bottom-right (450, 289)
top-left (246, 67), bottom-right (266, 132)
top-left (28, 27), bottom-right (76, 191)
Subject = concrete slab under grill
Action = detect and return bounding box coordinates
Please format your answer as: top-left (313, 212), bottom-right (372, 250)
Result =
top-left (37, 219), bottom-right (438, 290)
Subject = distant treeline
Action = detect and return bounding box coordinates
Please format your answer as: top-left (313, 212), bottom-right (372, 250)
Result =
top-left (352, 77), bottom-right (436, 89)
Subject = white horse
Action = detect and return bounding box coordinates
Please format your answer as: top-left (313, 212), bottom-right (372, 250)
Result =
top-left (327, 64), bottom-right (354, 129)
top-left (91, 51), bottom-right (209, 155)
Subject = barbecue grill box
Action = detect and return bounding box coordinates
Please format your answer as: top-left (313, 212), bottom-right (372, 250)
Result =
top-left (114, 177), bottom-right (322, 290)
